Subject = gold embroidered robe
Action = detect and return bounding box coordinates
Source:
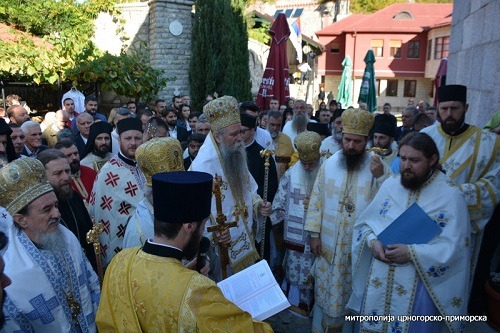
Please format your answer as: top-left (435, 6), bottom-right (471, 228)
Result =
top-left (304, 151), bottom-right (386, 326)
top-left (96, 245), bottom-right (273, 333)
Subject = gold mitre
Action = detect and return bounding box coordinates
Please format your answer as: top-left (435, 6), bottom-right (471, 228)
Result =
top-left (136, 137), bottom-right (185, 187)
top-left (341, 108), bottom-right (374, 136)
top-left (203, 95), bottom-right (240, 133)
top-left (294, 131), bottom-right (322, 163)
top-left (0, 158), bottom-right (54, 215)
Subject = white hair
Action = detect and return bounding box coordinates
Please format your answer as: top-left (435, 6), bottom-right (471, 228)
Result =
top-left (21, 120), bottom-right (41, 133)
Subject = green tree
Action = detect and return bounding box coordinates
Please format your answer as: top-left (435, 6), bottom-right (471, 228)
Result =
top-left (190, 0), bottom-right (252, 110)
top-left (0, 0), bottom-right (167, 101)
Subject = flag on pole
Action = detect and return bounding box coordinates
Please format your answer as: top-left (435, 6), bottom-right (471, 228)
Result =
top-left (289, 18), bottom-right (302, 62)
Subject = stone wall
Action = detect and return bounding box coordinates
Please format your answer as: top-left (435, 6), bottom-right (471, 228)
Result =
top-left (447, 0), bottom-right (499, 126)
top-left (149, 0), bottom-right (194, 99)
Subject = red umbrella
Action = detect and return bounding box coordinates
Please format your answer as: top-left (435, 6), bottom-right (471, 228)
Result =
top-left (256, 13), bottom-right (290, 110)
top-left (433, 58), bottom-right (448, 106)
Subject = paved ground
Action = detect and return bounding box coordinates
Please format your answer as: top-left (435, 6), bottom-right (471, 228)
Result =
top-left (266, 310), bottom-right (312, 333)
top-left (265, 310), bottom-right (499, 333)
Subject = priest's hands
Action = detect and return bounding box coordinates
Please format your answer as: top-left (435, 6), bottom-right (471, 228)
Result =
top-left (185, 256), bottom-right (211, 277)
top-left (385, 244), bottom-right (410, 264)
top-left (371, 240), bottom-right (391, 263)
top-left (370, 155), bottom-right (384, 178)
top-left (214, 229), bottom-right (231, 245)
top-left (259, 201), bottom-right (272, 217)
top-left (311, 237), bottom-right (322, 256)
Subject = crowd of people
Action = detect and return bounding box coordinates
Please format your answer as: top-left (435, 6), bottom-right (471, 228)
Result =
top-left (0, 84), bottom-right (498, 332)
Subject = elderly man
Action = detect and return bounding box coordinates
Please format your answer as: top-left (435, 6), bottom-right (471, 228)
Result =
top-left (80, 121), bottom-right (113, 172)
top-left (6, 105), bottom-right (30, 126)
top-left (283, 99), bottom-right (311, 144)
top-left (37, 149), bottom-right (97, 271)
top-left (195, 116), bottom-right (211, 135)
top-left (89, 118), bottom-right (146, 267)
top-left (304, 108), bottom-right (387, 332)
top-left (349, 132), bottom-right (470, 333)
top-left (181, 94), bottom-right (191, 105)
top-left (267, 110), bottom-right (294, 179)
top-left (421, 85), bottom-right (499, 275)
top-left (97, 171), bottom-right (272, 332)
top-left (0, 119), bottom-right (16, 167)
top-left (42, 109), bottom-right (70, 147)
top-left (271, 131), bottom-right (323, 316)
top-left (190, 96), bottom-right (272, 281)
top-left (395, 105), bottom-right (417, 141)
top-left (74, 112), bottom-right (94, 157)
top-left (0, 158), bottom-right (100, 332)
top-left (123, 137), bottom-right (185, 248)
top-left (20, 121), bottom-right (49, 158)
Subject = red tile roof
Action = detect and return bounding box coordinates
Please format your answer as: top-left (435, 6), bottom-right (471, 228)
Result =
top-left (0, 22), bottom-right (48, 47)
top-left (317, 3), bottom-right (452, 35)
top-left (316, 14), bottom-right (369, 35)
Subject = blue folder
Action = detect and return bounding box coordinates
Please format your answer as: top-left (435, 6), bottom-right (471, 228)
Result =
top-left (377, 203), bottom-right (442, 246)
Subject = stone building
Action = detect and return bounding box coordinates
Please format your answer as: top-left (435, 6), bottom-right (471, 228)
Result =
top-left (94, 0), bottom-right (194, 102)
top-left (447, 0), bottom-right (498, 126)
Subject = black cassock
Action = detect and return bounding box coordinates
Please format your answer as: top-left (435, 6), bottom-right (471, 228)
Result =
top-left (58, 190), bottom-right (98, 273)
top-left (245, 140), bottom-right (279, 263)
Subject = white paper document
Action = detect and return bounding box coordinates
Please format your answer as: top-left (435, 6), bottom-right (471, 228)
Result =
top-left (217, 260), bottom-right (291, 321)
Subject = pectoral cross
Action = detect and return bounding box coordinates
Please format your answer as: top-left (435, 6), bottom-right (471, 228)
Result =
top-left (338, 196), bottom-right (355, 217)
top-left (66, 293), bottom-right (81, 323)
top-left (207, 174), bottom-right (238, 278)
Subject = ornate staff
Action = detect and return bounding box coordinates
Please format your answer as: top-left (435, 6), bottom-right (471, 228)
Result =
top-left (207, 174), bottom-right (238, 279)
top-left (259, 148), bottom-right (274, 259)
top-left (86, 221), bottom-right (104, 285)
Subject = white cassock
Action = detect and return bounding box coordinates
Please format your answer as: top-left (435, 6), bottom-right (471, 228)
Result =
top-left (190, 133), bottom-right (262, 280)
top-left (304, 151), bottom-right (389, 330)
top-left (421, 124), bottom-right (499, 271)
top-left (271, 162), bottom-right (321, 313)
top-left (349, 171), bottom-right (470, 333)
top-left (320, 136), bottom-right (341, 158)
top-left (1, 208), bottom-right (100, 332)
top-left (122, 198), bottom-right (154, 248)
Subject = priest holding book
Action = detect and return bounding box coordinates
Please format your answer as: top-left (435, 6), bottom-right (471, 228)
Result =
top-left (97, 171), bottom-right (272, 332)
top-left (348, 132), bottom-right (470, 333)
